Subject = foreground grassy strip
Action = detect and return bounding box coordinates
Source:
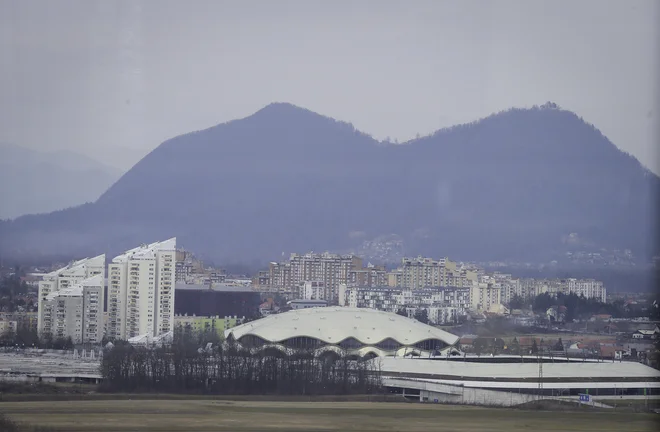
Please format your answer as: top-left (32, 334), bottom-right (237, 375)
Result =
top-left (1, 400), bottom-right (657, 432)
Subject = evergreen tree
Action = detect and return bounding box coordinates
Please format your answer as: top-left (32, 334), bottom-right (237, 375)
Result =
top-left (414, 308), bottom-right (429, 324)
top-left (509, 337), bottom-right (520, 355)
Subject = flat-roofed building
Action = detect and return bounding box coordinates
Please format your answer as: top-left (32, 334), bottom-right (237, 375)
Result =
top-left (388, 256), bottom-right (477, 290)
top-left (288, 299), bottom-right (328, 309)
top-left (173, 314), bottom-right (241, 338)
top-left (174, 283), bottom-right (261, 319)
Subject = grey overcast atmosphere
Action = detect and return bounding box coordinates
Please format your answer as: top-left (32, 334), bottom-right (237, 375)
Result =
top-left (1, 0), bottom-right (659, 174)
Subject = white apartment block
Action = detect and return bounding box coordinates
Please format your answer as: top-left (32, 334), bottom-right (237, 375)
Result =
top-left (341, 286), bottom-right (471, 324)
top-left (107, 238), bottom-right (176, 340)
top-left (388, 256), bottom-right (478, 290)
top-left (40, 274), bottom-right (104, 344)
top-left (427, 306), bottom-right (460, 325)
top-left (470, 282), bottom-right (502, 311)
top-left (298, 281), bottom-right (327, 300)
top-left (503, 276), bottom-right (606, 303)
top-left (38, 255), bottom-right (105, 338)
top-left (567, 278), bottom-right (606, 302)
top-left (268, 252), bottom-right (362, 302)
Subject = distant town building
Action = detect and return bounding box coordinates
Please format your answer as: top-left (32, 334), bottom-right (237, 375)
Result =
top-left (504, 277), bottom-right (606, 303)
top-left (0, 312), bottom-right (37, 333)
top-left (387, 256), bottom-right (478, 290)
top-left (107, 238), bottom-right (176, 340)
top-left (174, 283), bottom-right (261, 319)
top-left (38, 255), bottom-right (105, 339)
top-left (40, 274), bottom-right (104, 344)
top-left (339, 285), bottom-right (471, 325)
top-left (298, 281), bottom-right (326, 300)
top-left (267, 252), bottom-right (363, 302)
top-left (173, 314), bottom-right (241, 338)
top-left (287, 299), bottom-right (328, 310)
top-left (470, 282), bottom-right (501, 311)
top-left (347, 263), bottom-right (388, 288)
top-left (175, 248), bottom-right (226, 284)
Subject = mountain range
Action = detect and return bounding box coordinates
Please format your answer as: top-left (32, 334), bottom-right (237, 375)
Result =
top-left (0, 102), bottom-right (657, 265)
top-left (0, 143), bottom-right (122, 220)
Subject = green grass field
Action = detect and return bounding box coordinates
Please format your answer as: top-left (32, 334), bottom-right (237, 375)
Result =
top-left (1, 399), bottom-right (658, 431)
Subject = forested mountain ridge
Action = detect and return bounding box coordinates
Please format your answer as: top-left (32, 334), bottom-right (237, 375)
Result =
top-left (0, 102), bottom-right (657, 264)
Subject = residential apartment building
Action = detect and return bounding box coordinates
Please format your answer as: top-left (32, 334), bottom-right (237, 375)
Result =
top-left (267, 252), bottom-right (363, 302)
top-left (297, 281), bottom-right (327, 300)
top-left (470, 282), bottom-right (502, 311)
top-left (347, 264), bottom-right (388, 288)
top-left (504, 277), bottom-right (607, 303)
top-left (37, 255), bottom-right (105, 338)
top-left (173, 314), bottom-right (240, 339)
top-left (0, 312), bottom-right (38, 332)
top-left (267, 261), bottom-right (292, 291)
top-left (175, 248), bottom-right (226, 284)
top-left (340, 286), bottom-right (471, 324)
top-left (427, 306), bottom-right (461, 325)
top-left (107, 238), bottom-right (176, 340)
top-left (40, 274), bottom-right (104, 344)
top-left (252, 270), bottom-right (271, 288)
top-left (500, 278), bottom-right (520, 305)
top-left (388, 256), bottom-right (478, 290)
top-left (567, 278), bottom-right (607, 302)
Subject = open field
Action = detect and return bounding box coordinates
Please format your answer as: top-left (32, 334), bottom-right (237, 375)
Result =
top-left (1, 399), bottom-right (658, 432)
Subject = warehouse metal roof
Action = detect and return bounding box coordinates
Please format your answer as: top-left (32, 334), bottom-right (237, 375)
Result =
top-left (377, 357), bottom-right (660, 381)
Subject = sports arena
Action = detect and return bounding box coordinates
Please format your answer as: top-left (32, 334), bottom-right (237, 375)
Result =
top-left (225, 307), bottom-right (460, 359)
top-left (226, 307), bottom-right (660, 406)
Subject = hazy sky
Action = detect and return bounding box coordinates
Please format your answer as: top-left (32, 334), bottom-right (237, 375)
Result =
top-left (1, 0), bottom-right (659, 173)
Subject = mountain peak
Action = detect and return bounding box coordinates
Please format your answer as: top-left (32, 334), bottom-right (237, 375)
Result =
top-left (1, 103), bottom-right (657, 269)
top-left (250, 102), bottom-right (318, 119)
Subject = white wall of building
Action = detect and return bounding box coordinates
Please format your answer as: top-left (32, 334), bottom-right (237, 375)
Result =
top-left (107, 238), bottom-right (176, 340)
top-left (38, 255), bottom-right (105, 338)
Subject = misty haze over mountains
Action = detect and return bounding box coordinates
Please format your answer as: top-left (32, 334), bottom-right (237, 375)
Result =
top-left (0, 103), bottom-right (657, 267)
top-left (0, 143), bottom-right (122, 219)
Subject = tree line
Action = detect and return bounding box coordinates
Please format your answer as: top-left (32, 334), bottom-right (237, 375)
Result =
top-left (466, 336), bottom-right (565, 356)
top-left (0, 272), bottom-right (36, 313)
top-left (0, 325), bottom-right (75, 350)
top-left (100, 330), bottom-right (383, 395)
top-left (507, 292), bottom-right (653, 321)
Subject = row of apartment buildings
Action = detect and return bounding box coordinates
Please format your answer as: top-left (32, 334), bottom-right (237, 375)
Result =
top-left (37, 238), bottom-right (176, 344)
top-left (261, 254), bottom-right (476, 301)
top-left (259, 253), bottom-right (606, 318)
top-left (338, 286), bottom-right (473, 324)
top-left (175, 249), bottom-right (227, 285)
top-left (334, 276), bottom-right (606, 325)
top-left (488, 272), bottom-right (607, 304)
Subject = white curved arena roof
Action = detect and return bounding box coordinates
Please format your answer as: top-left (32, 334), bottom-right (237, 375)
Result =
top-left (225, 307), bottom-right (460, 346)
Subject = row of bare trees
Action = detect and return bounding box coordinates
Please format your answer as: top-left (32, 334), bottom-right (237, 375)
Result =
top-left (100, 332), bottom-right (382, 395)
